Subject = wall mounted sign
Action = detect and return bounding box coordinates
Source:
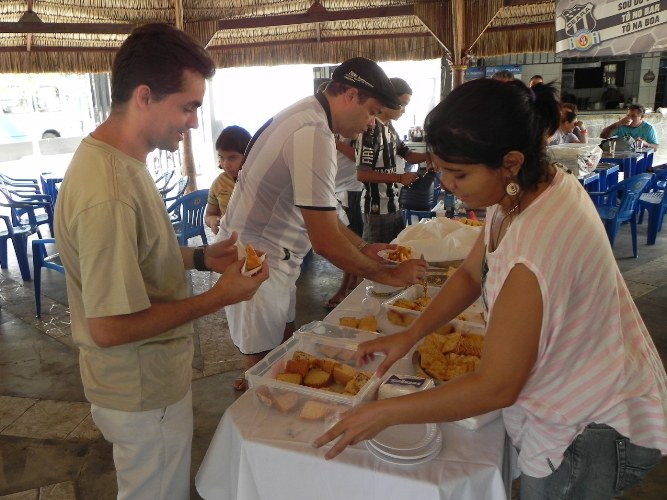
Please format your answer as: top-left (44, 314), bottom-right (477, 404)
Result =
top-left (643, 69), bottom-right (656, 82)
top-left (555, 0), bottom-right (667, 57)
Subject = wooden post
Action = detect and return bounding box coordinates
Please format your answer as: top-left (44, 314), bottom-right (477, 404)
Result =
top-left (174, 0), bottom-right (198, 192)
top-left (450, 64), bottom-right (468, 90)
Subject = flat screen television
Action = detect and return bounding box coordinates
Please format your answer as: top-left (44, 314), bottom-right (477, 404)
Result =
top-left (574, 67), bottom-right (603, 88)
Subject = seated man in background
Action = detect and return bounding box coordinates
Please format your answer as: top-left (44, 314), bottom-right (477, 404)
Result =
top-left (205, 125), bottom-right (252, 234)
top-left (560, 103), bottom-right (588, 142)
top-left (549, 108), bottom-right (587, 145)
top-left (491, 69), bottom-right (514, 82)
top-left (600, 104), bottom-right (660, 150)
top-left (529, 74), bottom-right (543, 87)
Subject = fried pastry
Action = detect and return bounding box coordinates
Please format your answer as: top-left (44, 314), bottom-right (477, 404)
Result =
top-left (245, 243), bottom-right (263, 271)
top-left (387, 308), bottom-right (415, 327)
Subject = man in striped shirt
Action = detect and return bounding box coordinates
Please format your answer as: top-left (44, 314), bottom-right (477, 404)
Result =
top-left (220, 57), bottom-right (428, 382)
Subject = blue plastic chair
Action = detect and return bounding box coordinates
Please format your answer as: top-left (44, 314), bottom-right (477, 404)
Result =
top-left (0, 185), bottom-right (54, 238)
top-left (161, 175), bottom-right (189, 205)
top-left (40, 174), bottom-right (63, 211)
top-left (637, 169), bottom-right (667, 245)
top-left (0, 212), bottom-right (37, 281)
top-left (590, 173), bottom-right (653, 258)
top-left (0, 173), bottom-right (41, 192)
top-left (167, 189), bottom-right (209, 246)
top-left (32, 239), bottom-right (65, 318)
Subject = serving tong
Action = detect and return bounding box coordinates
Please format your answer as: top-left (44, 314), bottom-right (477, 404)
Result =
top-left (420, 253), bottom-right (428, 298)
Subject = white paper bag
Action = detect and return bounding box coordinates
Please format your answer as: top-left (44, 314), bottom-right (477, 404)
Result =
top-left (392, 217), bottom-right (481, 262)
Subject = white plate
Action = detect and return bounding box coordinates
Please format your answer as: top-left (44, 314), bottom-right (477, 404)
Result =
top-left (369, 427), bottom-right (442, 460)
top-left (377, 247), bottom-right (414, 264)
top-left (371, 422), bottom-right (437, 452)
top-left (366, 430), bottom-right (442, 465)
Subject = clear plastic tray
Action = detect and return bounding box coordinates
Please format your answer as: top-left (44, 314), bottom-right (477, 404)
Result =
top-left (382, 284), bottom-right (441, 320)
top-left (246, 331), bottom-right (384, 420)
top-left (453, 298), bottom-right (486, 327)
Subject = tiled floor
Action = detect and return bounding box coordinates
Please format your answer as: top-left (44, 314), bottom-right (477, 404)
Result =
top-left (0, 221), bottom-right (666, 500)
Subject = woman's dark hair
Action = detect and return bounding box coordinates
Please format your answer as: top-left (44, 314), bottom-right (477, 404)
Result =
top-left (424, 78), bottom-right (560, 192)
top-left (111, 23), bottom-right (215, 106)
top-left (215, 125), bottom-right (252, 154)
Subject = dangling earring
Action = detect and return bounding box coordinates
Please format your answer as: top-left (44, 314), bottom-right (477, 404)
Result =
top-left (506, 181), bottom-right (520, 196)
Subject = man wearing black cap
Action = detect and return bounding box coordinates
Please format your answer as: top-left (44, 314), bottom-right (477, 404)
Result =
top-left (356, 77), bottom-right (431, 243)
top-left (219, 57), bottom-right (428, 386)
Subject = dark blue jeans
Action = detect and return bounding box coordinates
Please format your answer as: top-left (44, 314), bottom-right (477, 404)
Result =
top-left (520, 423), bottom-right (662, 499)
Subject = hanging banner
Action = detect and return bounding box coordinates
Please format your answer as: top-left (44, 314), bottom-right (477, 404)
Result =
top-left (555, 0), bottom-right (667, 57)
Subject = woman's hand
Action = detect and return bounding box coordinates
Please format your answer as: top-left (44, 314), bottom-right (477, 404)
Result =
top-left (313, 400), bottom-right (392, 459)
top-left (356, 330), bottom-right (417, 377)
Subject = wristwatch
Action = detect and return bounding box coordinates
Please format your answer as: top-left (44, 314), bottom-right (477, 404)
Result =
top-left (193, 245), bottom-right (210, 272)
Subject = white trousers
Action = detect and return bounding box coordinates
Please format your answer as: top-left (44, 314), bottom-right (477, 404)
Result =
top-left (91, 389), bottom-right (193, 500)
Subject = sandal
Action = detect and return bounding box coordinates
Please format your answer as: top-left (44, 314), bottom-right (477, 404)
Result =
top-left (233, 376), bottom-right (248, 391)
top-left (323, 296), bottom-right (344, 310)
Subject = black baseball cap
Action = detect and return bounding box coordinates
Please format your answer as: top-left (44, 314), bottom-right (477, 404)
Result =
top-left (331, 57), bottom-right (402, 110)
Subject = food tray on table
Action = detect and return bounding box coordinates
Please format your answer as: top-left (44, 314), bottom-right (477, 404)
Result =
top-left (325, 299), bottom-right (397, 341)
top-left (246, 330), bottom-right (384, 422)
top-left (454, 298), bottom-right (487, 328)
top-left (381, 284), bottom-right (441, 327)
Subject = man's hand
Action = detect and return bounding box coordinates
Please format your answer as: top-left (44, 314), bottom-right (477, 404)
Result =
top-left (618, 117), bottom-right (632, 127)
top-left (371, 258), bottom-right (427, 287)
top-left (210, 259), bottom-right (269, 305)
top-left (400, 172), bottom-right (419, 187)
top-left (204, 231), bottom-right (240, 272)
top-left (361, 242), bottom-right (396, 262)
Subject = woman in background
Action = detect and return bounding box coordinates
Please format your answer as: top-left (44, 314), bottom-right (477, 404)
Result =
top-left (315, 79), bottom-right (667, 499)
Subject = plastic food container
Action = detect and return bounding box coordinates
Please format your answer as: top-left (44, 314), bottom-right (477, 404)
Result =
top-left (381, 284), bottom-right (441, 327)
top-left (453, 298), bottom-right (486, 328)
top-left (246, 327), bottom-right (384, 420)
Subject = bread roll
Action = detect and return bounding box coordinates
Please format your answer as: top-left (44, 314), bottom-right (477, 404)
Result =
top-left (303, 368), bottom-right (332, 388)
top-left (273, 392), bottom-right (299, 414)
top-left (285, 359), bottom-right (309, 378)
top-left (344, 372), bottom-right (371, 395)
top-left (276, 372), bottom-right (302, 385)
top-left (314, 357), bottom-right (338, 374)
top-left (299, 400), bottom-right (335, 420)
top-left (333, 363), bottom-right (357, 385)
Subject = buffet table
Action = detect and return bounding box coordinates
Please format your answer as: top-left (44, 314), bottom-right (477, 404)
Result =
top-left (196, 280), bottom-right (516, 500)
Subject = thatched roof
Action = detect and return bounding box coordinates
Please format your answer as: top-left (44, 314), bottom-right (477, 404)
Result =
top-left (0, 1), bottom-right (555, 73)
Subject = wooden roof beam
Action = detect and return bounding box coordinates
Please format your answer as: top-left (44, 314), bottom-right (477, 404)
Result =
top-left (485, 21), bottom-right (553, 33)
top-left (208, 31), bottom-right (432, 51)
top-left (0, 22), bottom-right (134, 34)
top-left (216, 4), bottom-right (414, 30)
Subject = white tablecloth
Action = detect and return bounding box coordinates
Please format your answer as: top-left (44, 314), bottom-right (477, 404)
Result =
top-left (196, 389), bottom-right (511, 500)
top-left (196, 280), bottom-right (515, 500)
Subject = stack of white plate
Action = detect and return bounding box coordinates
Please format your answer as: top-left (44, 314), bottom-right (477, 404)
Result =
top-left (366, 423), bottom-right (443, 465)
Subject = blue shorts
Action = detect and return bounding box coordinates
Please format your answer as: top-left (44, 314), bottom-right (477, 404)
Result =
top-left (520, 423), bottom-right (662, 500)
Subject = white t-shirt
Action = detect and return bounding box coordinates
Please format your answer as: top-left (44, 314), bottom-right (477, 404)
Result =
top-left (220, 95), bottom-right (338, 271)
top-left (483, 167), bottom-right (667, 477)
